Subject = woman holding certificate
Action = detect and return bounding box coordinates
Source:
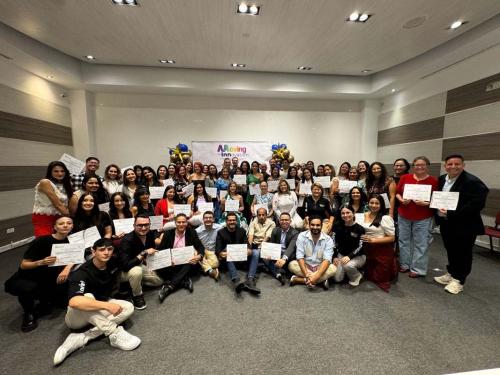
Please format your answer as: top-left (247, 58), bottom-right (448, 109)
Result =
top-left (187, 182), bottom-right (214, 227)
top-left (366, 162), bottom-right (396, 217)
top-left (251, 180), bottom-right (274, 218)
top-left (73, 193), bottom-right (113, 239)
top-left (395, 156), bottom-right (438, 278)
top-left (154, 185), bottom-right (180, 230)
top-left (121, 168), bottom-right (139, 205)
top-left (272, 180), bottom-right (303, 229)
top-left (4, 216), bottom-right (75, 332)
top-left (219, 181), bottom-right (247, 229)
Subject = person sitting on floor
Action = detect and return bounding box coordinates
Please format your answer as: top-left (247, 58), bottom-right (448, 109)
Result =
top-left (195, 211), bottom-right (223, 281)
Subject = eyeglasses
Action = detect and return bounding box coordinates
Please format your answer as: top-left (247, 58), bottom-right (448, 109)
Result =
top-left (135, 223), bottom-right (150, 228)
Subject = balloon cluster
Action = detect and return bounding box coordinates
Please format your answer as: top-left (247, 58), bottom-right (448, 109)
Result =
top-left (271, 143), bottom-right (294, 164)
top-left (168, 143), bottom-right (192, 164)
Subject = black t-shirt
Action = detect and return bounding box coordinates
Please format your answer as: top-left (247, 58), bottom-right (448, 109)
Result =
top-left (68, 257), bottom-right (120, 301)
top-left (332, 223), bottom-right (365, 258)
top-left (215, 227), bottom-right (247, 255)
top-left (19, 235), bottom-right (67, 279)
top-left (303, 196), bottom-right (333, 220)
top-left (72, 212), bottom-right (112, 238)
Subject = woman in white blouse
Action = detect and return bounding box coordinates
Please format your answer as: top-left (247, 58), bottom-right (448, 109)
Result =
top-left (272, 180), bottom-right (303, 229)
top-left (102, 164), bottom-right (122, 195)
top-left (359, 194), bottom-right (397, 292)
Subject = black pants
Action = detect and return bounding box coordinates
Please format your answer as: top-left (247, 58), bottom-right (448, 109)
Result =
top-left (440, 222), bottom-right (477, 284)
top-left (157, 264), bottom-right (191, 289)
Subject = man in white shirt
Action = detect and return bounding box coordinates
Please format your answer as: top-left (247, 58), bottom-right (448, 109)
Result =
top-left (195, 211), bottom-right (223, 281)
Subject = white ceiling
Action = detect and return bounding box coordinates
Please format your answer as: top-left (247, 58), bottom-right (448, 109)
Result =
top-left (1, 0), bottom-right (499, 76)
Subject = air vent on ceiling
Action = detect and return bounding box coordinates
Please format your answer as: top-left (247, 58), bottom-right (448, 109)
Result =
top-left (402, 16), bottom-right (427, 29)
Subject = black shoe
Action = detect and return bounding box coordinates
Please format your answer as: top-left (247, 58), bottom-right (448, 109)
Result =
top-left (132, 294), bottom-right (147, 310)
top-left (21, 312), bottom-right (38, 332)
top-left (244, 278), bottom-right (261, 295)
top-left (158, 284), bottom-right (174, 303)
top-left (276, 273), bottom-right (286, 286)
top-left (183, 278), bottom-right (194, 293)
top-left (232, 278), bottom-right (245, 294)
top-left (322, 279), bottom-right (330, 291)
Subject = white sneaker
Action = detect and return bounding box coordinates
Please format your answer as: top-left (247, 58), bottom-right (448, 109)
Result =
top-left (109, 326), bottom-right (141, 351)
top-left (53, 333), bottom-right (87, 366)
top-left (434, 273), bottom-right (453, 285)
top-left (444, 279), bottom-right (464, 294)
top-left (349, 273), bottom-right (363, 287)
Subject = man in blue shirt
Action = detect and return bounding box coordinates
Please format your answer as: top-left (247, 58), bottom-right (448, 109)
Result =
top-left (195, 211), bottom-right (223, 281)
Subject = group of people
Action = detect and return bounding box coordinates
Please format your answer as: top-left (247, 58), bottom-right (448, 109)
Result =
top-left (3, 152), bottom-right (489, 366)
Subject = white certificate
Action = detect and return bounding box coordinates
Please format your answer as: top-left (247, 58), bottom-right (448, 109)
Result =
top-left (249, 184), bottom-right (261, 195)
top-left (149, 186), bottom-right (166, 200)
top-left (98, 202), bottom-right (110, 212)
top-left (315, 176), bottom-right (331, 188)
top-left (205, 187), bottom-right (217, 199)
top-left (68, 226), bottom-right (101, 248)
top-left (113, 218), bottom-right (134, 234)
top-left (59, 153), bottom-right (85, 176)
top-left (174, 204), bottom-right (191, 216)
top-left (403, 184), bottom-right (432, 201)
top-left (299, 183), bottom-right (312, 195)
top-left (233, 175), bottom-right (247, 185)
top-left (197, 202), bottom-right (214, 214)
top-left (254, 203), bottom-right (268, 214)
top-left (182, 183), bottom-right (194, 197)
top-left (121, 165), bottom-right (133, 174)
top-left (149, 215), bottom-right (164, 231)
top-left (147, 249), bottom-right (172, 271)
top-left (163, 178), bottom-right (175, 187)
top-left (171, 246), bottom-right (195, 265)
top-left (226, 244), bottom-right (248, 262)
top-left (338, 180), bottom-right (358, 194)
top-left (286, 179), bottom-right (296, 189)
top-left (224, 199), bottom-right (240, 212)
top-left (260, 242), bottom-right (282, 260)
top-left (430, 191), bottom-right (460, 210)
top-left (267, 180), bottom-right (279, 192)
top-left (50, 243), bottom-right (85, 267)
top-left (219, 190), bottom-right (228, 199)
top-left (380, 193), bottom-right (390, 208)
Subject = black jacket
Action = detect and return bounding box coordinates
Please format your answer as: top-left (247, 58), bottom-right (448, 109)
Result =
top-left (269, 226), bottom-right (299, 260)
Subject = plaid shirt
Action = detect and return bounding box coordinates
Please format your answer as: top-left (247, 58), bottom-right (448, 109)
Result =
top-left (71, 172), bottom-right (103, 191)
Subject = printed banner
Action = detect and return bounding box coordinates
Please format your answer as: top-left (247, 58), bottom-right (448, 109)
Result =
top-left (191, 141), bottom-right (271, 166)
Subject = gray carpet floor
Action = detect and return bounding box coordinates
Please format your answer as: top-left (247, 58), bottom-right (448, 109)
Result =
top-left (1, 236), bottom-right (500, 375)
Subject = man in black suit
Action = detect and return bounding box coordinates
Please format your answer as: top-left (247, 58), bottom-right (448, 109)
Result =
top-left (434, 154), bottom-right (489, 294)
top-left (266, 212), bottom-right (299, 284)
top-left (157, 214), bottom-right (205, 303)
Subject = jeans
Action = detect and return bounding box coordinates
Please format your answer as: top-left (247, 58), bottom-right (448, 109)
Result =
top-left (398, 216), bottom-right (433, 275)
top-left (227, 249), bottom-right (260, 281)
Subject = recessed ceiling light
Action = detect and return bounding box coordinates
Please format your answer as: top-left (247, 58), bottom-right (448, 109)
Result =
top-left (231, 63), bottom-right (246, 68)
top-left (347, 12), bottom-right (372, 23)
top-left (159, 59), bottom-right (175, 64)
top-left (249, 5), bottom-right (259, 14)
top-left (237, 3), bottom-right (260, 15)
top-left (349, 12), bottom-right (359, 21)
top-left (238, 3), bottom-right (248, 13)
top-left (297, 66), bottom-right (312, 71)
top-left (449, 20), bottom-right (467, 29)
top-left (112, 0), bottom-right (138, 5)
top-left (362, 69), bottom-right (372, 73)
top-left (359, 13), bottom-right (369, 22)
top-left (85, 55), bottom-right (96, 60)
top-left (391, 88), bottom-right (397, 93)
top-left (46, 75), bottom-right (54, 79)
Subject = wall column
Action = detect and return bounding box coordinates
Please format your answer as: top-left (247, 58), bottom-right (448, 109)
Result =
top-left (69, 90), bottom-right (96, 158)
top-left (360, 99), bottom-right (381, 162)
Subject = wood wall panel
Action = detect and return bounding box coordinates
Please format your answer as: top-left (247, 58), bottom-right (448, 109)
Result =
top-left (378, 117), bottom-right (444, 146)
top-left (383, 163), bottom-right (442, 179)
top-left (444, 100), bottom-right (500, 138)
top-left (442, 132), bottom-right (500, 161)
top-left (446, 72), bottom-right (500, 114)
top-left (0, 110), bottom-right (72, 145)
top-left (0, 214), bottom-right (33, 247)
top-left (0, 166), bottom-right (46, 192)
top-left (0, 137), bottom-right (73, 166)
top-left (0, 189), bottom-right (34, 221)
top-left (377, 139), bottom-right (443, 165)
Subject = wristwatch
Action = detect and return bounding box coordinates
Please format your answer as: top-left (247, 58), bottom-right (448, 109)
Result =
top-left (140, 250), bottom-right (148, 258)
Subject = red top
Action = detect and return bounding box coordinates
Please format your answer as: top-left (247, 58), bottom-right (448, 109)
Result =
top-left (396, 173), bottom-right (438, 220)
top-left (154, 199), bottom-right (170, 225)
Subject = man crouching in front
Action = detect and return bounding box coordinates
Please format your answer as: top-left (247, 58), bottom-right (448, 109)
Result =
top-left (53, 239), bottom-right (140, 366)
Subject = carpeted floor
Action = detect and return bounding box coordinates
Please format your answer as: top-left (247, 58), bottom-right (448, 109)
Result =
top-left (1, 236), bottom-right (499, 375)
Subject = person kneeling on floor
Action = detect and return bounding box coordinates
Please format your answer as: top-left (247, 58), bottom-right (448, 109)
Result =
top-left (53, 239), bottom-right (140, 366)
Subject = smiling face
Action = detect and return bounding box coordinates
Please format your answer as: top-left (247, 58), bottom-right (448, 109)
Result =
top-left (168, 165), bottom-right (176, 176)
top-left (368, 197), bottom-right (381, 213)
top-left (349, 167), bottom-right (359, 181)
top-left (371, 164), bottom-right (382, 178)
top-left (260, 181), bottom-right (268, 194)
top-left (340, 163), bottom-right (349, 175)
top-left (51, 165), bottom-right (66, 181)
top-left (341, 207), bottom-right (354, 224)
top-left (175, 215), bottom-right (188, 234)
top-left (309, 218), bottom-right (322, 235)
top-left (226, 215), bottom-right (237, 231)
top-left (195, 183), bottom-right (204, 195)
top-left (228, 182), bottom-right (237, 194)
top-left (312, 185), bottom-right (322, 198)
top-left (81, 194), bottom-right (95, 212)
top-left (126, 170), bottom-right (136, 183)
top-left (445, 157), bottom-right (465, 178)
top-left (113, 194), bottom-right (125, 210)
top-left (134, 217), bottom-right (150, 236)
top-left (166, 188), bottom-right (175, 200)
top-left (143, 169), bottom-right (153, 181)
top-left (279, 180), bottom-right (288, 193)
top-left (84, 178), bottom-right (99, 192)
top-left (350, 188), bottom-right (361, 202)
top-left (86, 159), bottom-right (99, 172)
top-left (357, 162), bottom-right (367, 174)
top-left (393, 160), bottom-right (407, 176)
top-left (107, 166), bottom-right (119, 180)
top-left (158, 166), bottom-right (167, 178)
top-left (279, 214), bottom-right (291, 231)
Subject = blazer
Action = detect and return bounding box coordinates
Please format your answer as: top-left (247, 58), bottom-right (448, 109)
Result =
top-left (435, 170), bottom-right (489, 235)
top-left (269, 226), bottom-right (299, 260)
top-left (159, 227), bottom-right (205, 256)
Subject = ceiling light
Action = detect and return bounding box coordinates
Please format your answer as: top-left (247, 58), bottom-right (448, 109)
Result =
top-left (362, 69), bottom-right (372, 73)
top-left (359, 13), bottom-right (369, 22)
top-left (249, 5), bottom-right (258, 14)
top-left (238, 3), bottom-right (248, 13)
top-left (347, 12), bottom-right (372, 23)
top-left (112, 0), bottom-right (138, 5)
top-left (450, 20), bottom-right (465, 29)
top-left (159, 59), bottom-right (175, 64)
top-left (112, 0), bottom-right (123, 3)
top-left (85, 55), bottom-right (96, 60)
top-left (237, 3), bottom-right (260, 15)
top-left (231, 63), bottom-right (246, 68)
top-left (349, 12), bottom-right (359, 21)
top-left (297, 66), bottom-right (312, 71)
top-left (391, 88), bottom-right (397, 93)
top-left (46, 75), bottom-right (54, 79)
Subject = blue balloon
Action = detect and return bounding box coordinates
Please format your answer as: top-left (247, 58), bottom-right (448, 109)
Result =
top-left (179, 143), bottom-right (188, 152)
top-left (271, 144), bottom-right (278, 151)
top-left (280, 143), bottom-right (286, 149)
top-left (169, 149), bottom-right (173, 155)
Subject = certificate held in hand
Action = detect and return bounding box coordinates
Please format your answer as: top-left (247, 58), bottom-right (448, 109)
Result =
top-left (171, 246), bottom-right (195, 265)
top-left (430, 191), bottom-right (459, 211)
top-left (226, 244), bottom-right (248, 262)
top-left (224, 199), bottom-right (240, 212)
top-left (260, 242), bottom-right (282, 260)
top-left (174, 204), bottom-right (191, 216)
top-left (50, 243), bottom-right (86, 267)
top-left (147, 249), bottom-right (172, 271)
top-left (403, 184), bottom-right (432, 201)
top-left (233, 175), bottom-right (247, 185)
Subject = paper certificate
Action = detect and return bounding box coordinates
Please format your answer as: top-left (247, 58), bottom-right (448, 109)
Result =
top-left (174, 204), bottom-right (191, 216)
top-left (98, 202), bottom-right (110, 212)
top-left (163, 178), bottom-right (175, 187)
top-left (224, 199), bottom-right (240, 212)
top-left (355, 213), bottom-right (365, 224)
top-left (182, 183), bottom-right (194, 197)
top-left (380, 193), bottom-right (390, 208)
top-left (171, 246), bottom-right (195, 265)
top-left (226, 244), bottom-right (248, 262)
top-left (113, 218), bottom-right (135, 234)
top-left (205, 187), bottom-right (217, 199)
top-left (299, 183), bottom-right (312, 195)
top-left (267, 180), bottom-right (279, 192)
top-left (59, 153), bottom-right (85, 176)
top-left (403, 184), bottom-right (432, 201)
top-left (147, 249), bottom-right (172, 271)
top-left (68, 226), bottom-right (101, 248)
top-left (315, 176), bottom-right (331, 188)
top-left (286, 179), bottom-right (296, 189)
top-left (338, 180), bottom-right (358, 194)
top-left (233, 175), bottom-right (247, 185)
top-left (254, 203), bottom-right (268, 214)
top-left (260, 242), bottom-right (282, 260)
top-left (219, 190), bottom-right (228, 199)
top-left (197, 202), bottom-right (214, 214)
top-left (430, 191), bottom-right (460, 211)
top-left (249, 184), bottom-right (261, 195)
top-left (149, 215), bottom-right (164, 231)
top-left (149, 186), bottom-right (166, 200)
top-left (50, 243), bottom-right (86, 267)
